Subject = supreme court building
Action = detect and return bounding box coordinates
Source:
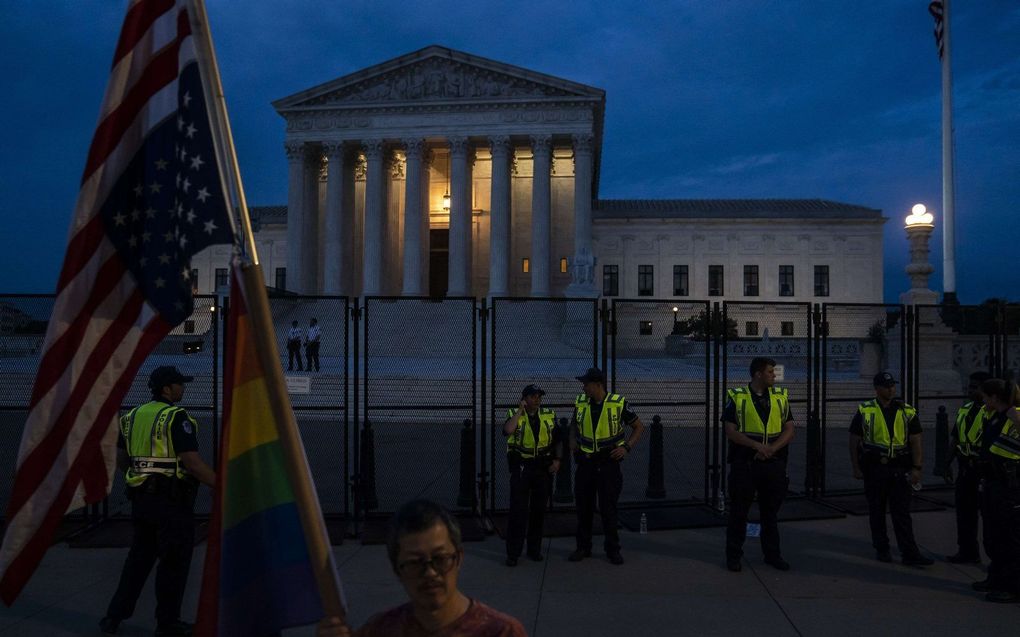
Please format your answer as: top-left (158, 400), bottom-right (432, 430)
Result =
top-left (192, 46), bottom-right (886, 309)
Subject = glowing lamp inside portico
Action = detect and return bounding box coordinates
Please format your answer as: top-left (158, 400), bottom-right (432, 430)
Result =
top-left (905, 203), bottom-right (934, 227)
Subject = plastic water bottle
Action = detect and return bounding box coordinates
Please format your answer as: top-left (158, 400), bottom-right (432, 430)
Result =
top-left (639, 513), bottom-right (648, 534)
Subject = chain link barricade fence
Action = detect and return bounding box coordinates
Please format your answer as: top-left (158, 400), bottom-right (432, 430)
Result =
top-left (360, 297), bottom-right (477, 516)
top-left (488, 297), bottom-right (598, 512)
top-left (266, 295), bottom-right (350, 519)
top-left (819, 303), bottom-right (906, 494)
top-left (722, 302), bottom-right (813, 498)
top-left (609, 299), bottom-right (712, 505)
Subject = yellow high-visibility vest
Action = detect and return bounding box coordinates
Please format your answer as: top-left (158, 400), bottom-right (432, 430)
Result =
top-left (727, 387), bottom-right (788, 440)
top-left (120, 401), bottom-right (194, 486)
top-left (506, 408), bottom-right (557, 458)
top-left (575, 393), bottom-right (626, 453)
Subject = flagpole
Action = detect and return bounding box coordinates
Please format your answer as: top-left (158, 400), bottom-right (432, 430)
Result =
top-left (940, 0), bottom-right (956, 302)
top-left (240, 262), bottom-right (346, 618)
top-left (187, 0), bottom-right (258, 263)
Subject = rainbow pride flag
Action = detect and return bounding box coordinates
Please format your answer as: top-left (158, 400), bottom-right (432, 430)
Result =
top-left (196, 267), bottom-right (334, 635)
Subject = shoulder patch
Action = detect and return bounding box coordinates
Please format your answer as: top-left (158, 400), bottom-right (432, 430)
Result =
top-left (182, 420), bottom-right (193, 435)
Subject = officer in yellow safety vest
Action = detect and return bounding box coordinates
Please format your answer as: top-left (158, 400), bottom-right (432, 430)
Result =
top-left (568, 367), bottom-right (644, 566)
top-left (502, 384), bottom-right (563, 567)
top-left (723, 356), bottom-right (795, 573)
top-left (848, 371), bottom-right (933, 566)
top-left (943, 371), bottom-right (993, 564)
top-left (100, 366), bottom-right (216, 637)
top-left (972, 378), bottom-right (1020, 603)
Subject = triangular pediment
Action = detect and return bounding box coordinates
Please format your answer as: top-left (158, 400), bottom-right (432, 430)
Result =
top-left (274, 45), bottom-right (604, 111)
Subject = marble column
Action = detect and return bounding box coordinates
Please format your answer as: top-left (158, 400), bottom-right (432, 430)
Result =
top-left (284, 141), bottom-right (307, 293)
top-left (567, 133), bottom-right (598, 297)
top-left (362, 140), bottom-right (386, 296)
top-left (530, 135), bottom-right (552, 297)
top-left (448, 137), bottom-right (473, 296)
top-left (302, 149), bottom-right (322, 293)
top-left (402, 139), bottom-right (425, 295)
top-left (322, 141), bottom-right (347, 295)
top-left (487, 136), bottom-right (512, 298)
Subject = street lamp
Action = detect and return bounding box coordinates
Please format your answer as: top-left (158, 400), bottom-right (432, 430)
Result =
top-left (905, 203), bottom-right (934, 228)
top-left (671, 306), bottom-right (679, 334)
top-left (901, 203), bottom-right (937, 304)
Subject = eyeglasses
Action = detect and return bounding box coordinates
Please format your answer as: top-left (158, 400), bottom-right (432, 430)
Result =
top-left (396, 552), bottom-right (459, 577)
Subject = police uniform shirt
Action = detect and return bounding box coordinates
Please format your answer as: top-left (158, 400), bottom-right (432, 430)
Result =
top-left (117, 400), bottom-right (200, 458)
top-left (306, 324), bottom-right (321, 344)
top-left (287, 326), bottom-right (303, 343)
top-left (849, 403), bottom-right (922, 467)
top-left (979, 411), bottom-right (1010, 461)
top-left (721, 386), bottom-right (794, 462)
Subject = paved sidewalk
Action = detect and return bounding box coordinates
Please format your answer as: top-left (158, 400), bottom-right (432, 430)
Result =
top-left (1, 508), bottom-right (1017, 636)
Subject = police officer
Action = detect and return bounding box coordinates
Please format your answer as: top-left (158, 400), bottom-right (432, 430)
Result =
top-left (568, 367), bottom-right (644, 565)
top-left (305, 317), bottom-right (322, 372)
top-left (100, 366), bottom-right (216, 636)
top-left (944, 371), bottom-right (993, 563)
top-left (848, 372), bottom-right (933, 566)
top-left (972, 378), bottom-right (1020, 603)
top-left (503, 384), bottom-right (562, 566)
top-left (723, 356), bottom-right (795, 572)
top-left (287, 320), bottom-right (303, 371)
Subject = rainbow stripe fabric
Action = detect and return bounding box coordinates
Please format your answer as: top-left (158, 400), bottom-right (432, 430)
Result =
top-left (196, 270), bottom-right (324, 635)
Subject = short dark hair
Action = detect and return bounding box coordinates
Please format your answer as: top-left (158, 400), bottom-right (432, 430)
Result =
top-left (750, 357), bottom-right (776, 377)
top-left (980, 378), bottom-right (1018, 406)
top-left (969, 371), bottom-right (992, 383)
top-left (385, 500), bottom-right (463, 570)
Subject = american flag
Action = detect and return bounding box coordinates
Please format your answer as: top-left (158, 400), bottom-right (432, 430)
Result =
top-left (929, 1), bottom-right (945, 60)
top-left (0, 0), bottom-right (234, 604)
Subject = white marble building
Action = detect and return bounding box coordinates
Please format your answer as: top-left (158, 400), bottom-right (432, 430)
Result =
top-left (190, 46), bottom-right (886, 313)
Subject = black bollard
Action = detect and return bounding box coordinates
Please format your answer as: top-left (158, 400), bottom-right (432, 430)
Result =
top-left (933, 405), bottom-right (949, 479)
top-left (457, 418), bottom-right (477, 508)
top-left (806, 409), bottom-right (822, 496)
top-left (553, 417), bottom-right (574, 503)
top-left (360, 419), bottom-right (378, 511)
top-left (645, 415), bottom-right (666, 498)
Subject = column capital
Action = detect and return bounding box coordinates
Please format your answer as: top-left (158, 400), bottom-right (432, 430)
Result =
top-left (322, 141), bottom-right (345, 159)
top-left (402, 138), bottom-right (426, 159)
top-left (572, 133), bottom-right (594, 154)
top-left (363, 139), bottom-right (385, 159)
top-left (489, 135), bottom-right (512, 157)
top-left (284, 141), bottom-right (306, 162)
top-left (530, 134), bottom-right (552, 156)
top-left (449, 136), bottom-right (471, 157)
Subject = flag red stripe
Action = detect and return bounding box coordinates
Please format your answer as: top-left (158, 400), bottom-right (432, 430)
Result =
top-left (55, 215), bottom-right (106, 295)
top-left (111, 0), bottom-right (176, 68)
top-left (82, 10), bottom-right (192, 183)
top-left (0, 317), bottom-right (173, 606)
top-left (31, 254), bottom-right (129, 408)
top-left (8, 289), bottom-right (146, 518)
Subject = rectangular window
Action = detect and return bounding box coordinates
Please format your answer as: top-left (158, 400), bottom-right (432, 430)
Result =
top-left (639, 320), bottom-right (653, 336)
top-left (743, 265), bottom-right (759, 297)
top-left (603, 265), bottom-right (619, 297)
top-left (560, 257), bottom-right (568, 274)
top-left (708, 265), bottom-right (724, 296)
top-left (638, 265), bottom-right (654, 296)
top-left (781, 321), bottom-right (795, 336)
top-left (779, 265), bottom-right (794, 297)
top-left (673, 265), bottom-right (689, 296)
top-left (814, 265), bottom-right (830, 297)
top-left (183, 319), bottom-right (195, 334)
top-left (215, 268), bottom-right (228, 289)
top-left (275, 267), bottom-right (286, 291)
top-left (746, 321), bottom-right (759, 337)
top-left (522, 258), bottom-right (530, 273)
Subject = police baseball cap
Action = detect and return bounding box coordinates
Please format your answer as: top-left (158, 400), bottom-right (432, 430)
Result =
top-left (521, 384), bottom-right (546, 398)
top-left (148, 366), bottom-right (194, 391)
top-left (576, 367), bottom-right (606, 384)
top-left (873, 372), bottom-right (898, 387)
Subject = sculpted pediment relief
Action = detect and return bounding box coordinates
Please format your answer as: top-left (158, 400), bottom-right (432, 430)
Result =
top-left (300, 57), bottom-right (580, 107)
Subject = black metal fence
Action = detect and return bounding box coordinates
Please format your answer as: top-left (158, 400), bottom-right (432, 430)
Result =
top-left (1, 294), bottom-right (1017, 533)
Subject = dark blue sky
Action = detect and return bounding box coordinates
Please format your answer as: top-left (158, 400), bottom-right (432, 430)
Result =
top-left (3, 1), bottom-right (1017, 302)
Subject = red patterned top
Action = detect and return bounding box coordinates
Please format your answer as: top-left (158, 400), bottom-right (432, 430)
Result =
top-left (355, 599), bottom-right (527, 637)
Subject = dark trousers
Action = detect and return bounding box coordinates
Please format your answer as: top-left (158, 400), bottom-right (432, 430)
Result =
top-left (862, 461), bottom-right (919, 555)
top-left (726, 459), bottom-right (788, 560)
top-left (305, 342), bottom-right (320, 371)
top-left (981, 480), bottom-right (1020, 593)
top-left (287, 340), bottom-right (303, 370)
top-left (954, 459), bottom-right (982, 558)
top-left (105, 489), bottom-right (195, 624)
top-left (574, 455), bottom-right (622, 554)
top-left (506, 457), bottom-right (551, 558)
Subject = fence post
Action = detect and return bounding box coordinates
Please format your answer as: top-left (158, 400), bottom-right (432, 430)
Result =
top-left (806, 409), bottom-right (821, 496)
top-left (933, 405), bottom-right (949, 479)
top-left (553, 417), bottom-right (573, 503)
top-left (457, 418), bottom-right (478, 508)
top-left (359, 418), bottom-right (378, 511)
top-left (645, 415), bottom-right (666, 498)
